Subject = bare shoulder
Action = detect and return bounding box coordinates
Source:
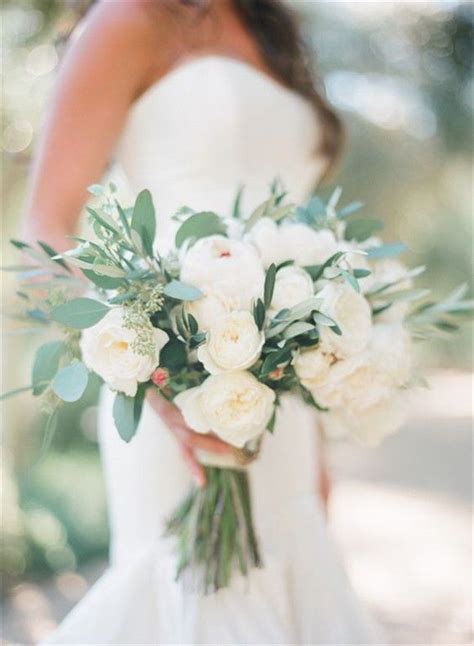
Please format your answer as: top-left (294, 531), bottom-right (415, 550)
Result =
top-left (62, 0), bottom-right (184, 98)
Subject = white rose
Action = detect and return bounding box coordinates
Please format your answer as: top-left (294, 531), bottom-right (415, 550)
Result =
top-left (322, 396), bottom-right (406, 447)
top-left (248, 218), bottom-right (338, 268)
top-left (318, 282), bottom-right (372, 359)
top-left (269, 266), bottom-right (314, 316)
top-left (180, 235), bottom-right (264, 309)
top-left (175, 371), bottom-right (276, 448)
top-left (80, 308), bottom-right (169, 396)
top-left (293, 347), bottom-right (333, 391)
top-left (185, 288), bottom-right (234, 332)
top-left (197, 311), bottom-right (264, 373)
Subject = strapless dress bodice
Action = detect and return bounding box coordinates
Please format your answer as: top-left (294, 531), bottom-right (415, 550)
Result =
top-left (114, 56), bottom-right (326, 249)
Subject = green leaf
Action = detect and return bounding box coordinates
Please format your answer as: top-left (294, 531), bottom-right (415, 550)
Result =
top-left (260, 345), bottom-right (292, 376)
top-left (266, 408), bottom-right (277, 433)
top-left (131, 190), bottom-right (156, 256)
top-left (340, 269), bottom-right (360, 292)
top-left (164, 280), bottom-right (203, 301)
top-left (337, 200), bottom-right (364, 218)
top-left (51, 298), bottom-right (110, 329)
top-left (313, 311), bottom-right (337, 327)
top-left (345, 218), bottom-right (384, 242)
top-left (37, 241), bottom-right (71, 272)
top-left (82, 269), bottom-right (123, 290)
top-left (86, 207), bottom-right (121, 236)
top-left (88, 183), bottom-right (105, 196)
top-left (0, 384), bottom-right (35, 401)
top-left (282, 321), bottom-right (314, 340)
top-left (51, 361), bottom-right (89, 402)
top-left (175, 212), bottom-right (227, 248)
top-left (32, 341), bottom-right (64, 395)
top-left (115, 200), bottom-right (132, 237)
top-left (160, 337), bottom-right (188, 370)
top-left (113, 390), bottom-right (145, 442)
top-left (232, 185), bottom-right (244, 219)
top-left (366, 242), bottom-right (407, 259)
top-left (253, 298), bottom-right (266, 330)
top-left (263, 264), bottom-right (277, 309)
top-left (91, 263), bottom-right (126, 278)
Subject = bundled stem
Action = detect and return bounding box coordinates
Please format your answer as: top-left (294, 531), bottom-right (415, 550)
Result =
top-left (165, 467), bottom-right (261, 594)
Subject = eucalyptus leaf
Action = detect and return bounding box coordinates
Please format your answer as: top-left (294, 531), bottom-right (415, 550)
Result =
top-left (113, 390), bottom-right (145, 442)
top-left (32, 341), bottom-right (64, 395)
top-left (175, 212), bottom-right (226, 248)
top-left (164, 280), bottom-right (203, 301)
top-left (52, 361), bottom-right (89, 402)
top-left (337, 200), bottom-right (364, 218)
top-left (51, 298), bottom-right (110, 329)
top-left (131, 190), bottom-right (156, 256)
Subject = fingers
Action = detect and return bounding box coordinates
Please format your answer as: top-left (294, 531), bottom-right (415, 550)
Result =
top-left (180, 443), bottom-right (206, 488)
top-left (178, 427), bottom-right (231, 454)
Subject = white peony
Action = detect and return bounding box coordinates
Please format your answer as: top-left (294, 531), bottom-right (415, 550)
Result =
top-left (197, 311), bottom-right (264, 373)
top-left (248, 218), bottom-right (338, 268)
top-left (322, 396), bottom-right (406, 447)
top-left (310, 323), bottom-right (412, 410)
top-left (180, 235), bottom-right (264, 310)
top-left (175, 371), bottom-right (276, 448)
top-left (80, 308), bottom-right (169, 396)
top-left (318, 282), bottom-right (373, 359)
top-left (270, 265), bottom-right (314, 316)
top-left (293, 347), bottom-right (333, 391)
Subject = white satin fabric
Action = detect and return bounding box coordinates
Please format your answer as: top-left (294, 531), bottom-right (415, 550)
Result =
top-left (45, 57), bottom-right (381, 644)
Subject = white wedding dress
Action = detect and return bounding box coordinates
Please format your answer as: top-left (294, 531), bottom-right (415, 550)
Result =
top-left (44, 57), bottom-right (381, 645)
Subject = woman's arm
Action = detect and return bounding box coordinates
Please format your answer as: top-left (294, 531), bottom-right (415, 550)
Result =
top-left (21, 1), bottom-right (230, 482)
top-left (21, 1), bottom-right (167, 249)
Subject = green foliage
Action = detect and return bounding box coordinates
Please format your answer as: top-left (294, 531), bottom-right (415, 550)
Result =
top-left (131, 190), bottom-right (156, 257)
top-left (51, 361), bottom-right (89, 402)
top-left (163, 280), bottom-right (203, 301)
top-left (112, 388), bottom-right (146, 443)
top-left (51, 298), bottom-right (110, 329)
top-left (32, 341), bottom-right (64, 395)
top-left (175, 212), bottom-right (227, 248)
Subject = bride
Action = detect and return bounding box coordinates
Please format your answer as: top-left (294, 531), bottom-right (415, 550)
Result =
top-left (23, 0), bottom-right (381, 643)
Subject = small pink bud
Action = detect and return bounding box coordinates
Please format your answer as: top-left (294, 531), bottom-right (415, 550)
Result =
top-left (269, 368), bottom-right (284, 381)
top-left (151, 368), bottom-right (169, 388)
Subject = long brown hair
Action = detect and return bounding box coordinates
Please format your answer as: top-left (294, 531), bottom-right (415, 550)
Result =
top-left (68, 0), bottom-right (343, 171)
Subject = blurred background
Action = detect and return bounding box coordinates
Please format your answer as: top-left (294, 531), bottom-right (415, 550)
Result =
top-left (1, 0), bottom-right (472, 644)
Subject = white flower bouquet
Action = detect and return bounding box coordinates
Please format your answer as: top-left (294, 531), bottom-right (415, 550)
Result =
top-left (3, 181), bottom-right (472, 592)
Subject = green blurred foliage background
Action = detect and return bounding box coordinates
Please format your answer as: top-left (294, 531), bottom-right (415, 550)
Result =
top-left (1, 0), bottom-right (472, 595)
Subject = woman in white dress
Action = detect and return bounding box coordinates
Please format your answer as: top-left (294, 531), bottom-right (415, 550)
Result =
top-left (23, 1), bottom-right (381, 643)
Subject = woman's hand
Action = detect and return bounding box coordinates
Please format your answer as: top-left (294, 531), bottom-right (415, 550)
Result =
top-left (147, 389), bottom-right (232, 488)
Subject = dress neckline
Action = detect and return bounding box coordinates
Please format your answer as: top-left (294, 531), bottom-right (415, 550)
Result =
top-left (131, 54), bottom-right (308, 113)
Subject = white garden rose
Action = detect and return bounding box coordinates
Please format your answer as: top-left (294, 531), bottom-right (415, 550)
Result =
top-left (185, 288), bottom-right (234, 332)
top-left (175, 371), bottom-right (276, 448)
top-left (318, 282), bottom-right (373, 359)
top-left (197, 311), bottom-right (264, 373)
top-left (269, 266), bottom-right (314, 316)
top-left (248, 218), bottom-right (338, 268)
top-left (293, 347), bottom-right (332, 391)
top-left (80, 308), bottom-right (169, 396)
top-left (180, 235), bottom-right (264, 309)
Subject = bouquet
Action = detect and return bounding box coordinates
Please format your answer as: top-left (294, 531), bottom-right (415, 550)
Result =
top-left (3, 181), bottom-right (472, 593)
